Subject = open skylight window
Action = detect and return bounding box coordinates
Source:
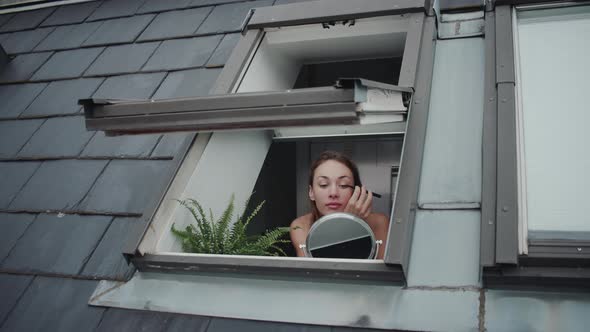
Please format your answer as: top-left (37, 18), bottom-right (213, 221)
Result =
top-left (81, 3), bottom-right (433, 281)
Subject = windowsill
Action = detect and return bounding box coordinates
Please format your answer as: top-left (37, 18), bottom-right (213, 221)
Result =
top-left (131, 252), bottom-right (404, 282)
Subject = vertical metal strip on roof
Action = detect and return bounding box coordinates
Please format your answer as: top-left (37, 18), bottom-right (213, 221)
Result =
top-left (385, 14), bottom-right (435, 272)
top-left (480, 10), bottom-right (498, 267)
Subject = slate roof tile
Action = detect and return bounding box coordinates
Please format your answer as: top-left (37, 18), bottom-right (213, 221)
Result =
top-left (21, 78), bottom-right (103, 118)
top-left (0, 119), bottom-right (45, 158)
top-left (0, 274), bottom-right (33, 324)
top-left (152, 68), bottom-right (221, 99)
top-left (0, 8), bottom-right (55, 33)
top-left (137, 0), bottom-right (192, 14)
top-left (34, 22), bottom-right (102, 51)
top-left (190, 0), bottom-right (246, 6)
top-left (81, 131), bottom-right (161, 158)
top-left (196, 0), bottom-right (274, 34)
top-left (87, 0), bottom-right (146, 21)
top-left (0, 277), bottom-right (104, 332)
top-left (142, 35), bottom-right (222, 71)
top-left (96, 309), bottom-right (183, 332)
top-left (40, 1), bottom-right (102, 26)
top-left (0, 14), bottom-right (14, 29)
top-left (206, 32), bottom-right (239, 67)
top-left (0, 83), bottom-right (47, 119)
top-left (81, 217), bottom-right (141, 280)
top-left (93, 309), bottom-right (216, 332)
top-left (30, 47), bottom-right (104, 81)
top-left (274, 0), bottom-right (313, 4)
top-left (0, 213), bottom-right (36, 261)
top-left (164, 314), bottom-right (211, 331)
top-left (2, 214), bottom-right (111, 274)
top-left (92, 72), bottom-right (166, 99)
top-left (83, 14), bottom-right (155, 46)
top-left (0, 162), bottom-right (40, 208)
top-left (17, 116), bottom-right (96, 158)
top-left (0, 27), bottom-right (54, 54)
top-left (207, 317), bottom-right (331, 332)
top-left (137, 7), bottom-right (212, 41)
top-left (78, 159), bottom-right (172, 214)
top-left (9, 160), bottom-right (108, 212)
top-left (0, 52), bottom-right (52, 83)
top-left (150, 133), bottom-right (191, 158)
top-left (85, 42), bottom-right (160, 76)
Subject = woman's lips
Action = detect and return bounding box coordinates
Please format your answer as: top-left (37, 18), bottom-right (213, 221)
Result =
top-left (326, 203), bottom-right (342, 209)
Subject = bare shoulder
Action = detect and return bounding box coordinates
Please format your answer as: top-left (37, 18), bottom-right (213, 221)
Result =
top-left (365, 213), bottom-right (390, 229)
top-left (290, 213), bottom-right (313, 231)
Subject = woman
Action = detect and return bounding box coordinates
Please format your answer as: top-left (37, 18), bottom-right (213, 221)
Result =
top-left (290, 151), bottom-right (390, 259)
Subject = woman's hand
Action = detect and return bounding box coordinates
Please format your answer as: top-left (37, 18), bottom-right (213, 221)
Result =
top-left (344, 185), bottom-right (372, 220)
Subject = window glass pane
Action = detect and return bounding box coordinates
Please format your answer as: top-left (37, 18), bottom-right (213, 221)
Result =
top-left (517, 6), bottom-right (590, 234)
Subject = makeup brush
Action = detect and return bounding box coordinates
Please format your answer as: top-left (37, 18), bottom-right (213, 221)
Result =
top-left (342, 185), bottom-right (382, 198)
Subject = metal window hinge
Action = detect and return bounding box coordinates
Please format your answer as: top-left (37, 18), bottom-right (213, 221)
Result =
top-left (240, 8), bottom-right (256, 34)
top-left (322, 19), bottom-right (355, 29)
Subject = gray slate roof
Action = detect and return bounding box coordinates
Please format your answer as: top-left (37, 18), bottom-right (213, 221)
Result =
top-left (0, 0), bottom-right (392, 331)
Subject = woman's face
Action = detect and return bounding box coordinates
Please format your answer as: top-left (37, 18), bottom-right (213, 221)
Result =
top-left (309, 160), bottom-right (355, 216)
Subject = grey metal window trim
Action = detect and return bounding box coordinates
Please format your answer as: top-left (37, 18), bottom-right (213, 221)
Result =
top-left (384, 15), bottom-right (436, 272)
top-left (134, 254), bottom-right (404, 282)
top-left (107, 8), bottom-right (433, 283)
top-left (480, 10), bottom-right (497, 268)
top-left (248, 0), bottom-right (430, 29)
top-left (439, 0), bottom-right (485, 13)
top-left (481, 3), bottom-right (590, 288)
top-left (494, 0), bottom-right (590, 6)
top-left (398, 13), bottom-right (425, 88)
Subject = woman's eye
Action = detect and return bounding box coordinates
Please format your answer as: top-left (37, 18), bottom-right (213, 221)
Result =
top-left (339, 184), bottom-right (352, 189)
top-left (319, 184), bottom-right (328, 188)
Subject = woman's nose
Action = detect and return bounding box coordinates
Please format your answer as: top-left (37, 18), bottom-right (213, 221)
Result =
top-left (328, 184), bottom-right (339, 197)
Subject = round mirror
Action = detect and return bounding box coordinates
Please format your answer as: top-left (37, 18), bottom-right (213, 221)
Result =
top-left (304, 212), bottom-right (377, 259)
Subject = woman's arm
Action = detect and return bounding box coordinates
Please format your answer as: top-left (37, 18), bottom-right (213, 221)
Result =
top-left (289, 215), bottom-right (311, 257)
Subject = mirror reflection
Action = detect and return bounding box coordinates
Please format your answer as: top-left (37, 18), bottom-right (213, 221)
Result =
top-left (306, 212), bottom-right (377, 259)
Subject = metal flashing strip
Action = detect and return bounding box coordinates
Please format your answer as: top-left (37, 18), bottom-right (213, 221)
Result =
top-left (385, 16), bottom-right (436, 272)
top-left (89, 271), bottom-right (479, 331)
top-left (248, 0), bottom-right (428, 29)
top-left (480, 10), bottom-right (497, 268)
top-left (438, 11), bottom-right (485, 39)
top-left (133, 253), bottom-right (404, 282)
top-left (495, 6), bottom-right (516, 83)
top-left (495, 83), bottom-right (518, 264)
top-left (81, 80), bottom-right (410, 136)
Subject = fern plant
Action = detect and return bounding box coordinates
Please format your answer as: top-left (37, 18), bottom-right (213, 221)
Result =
top-left (171, 194), bottom-right (290, 256)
